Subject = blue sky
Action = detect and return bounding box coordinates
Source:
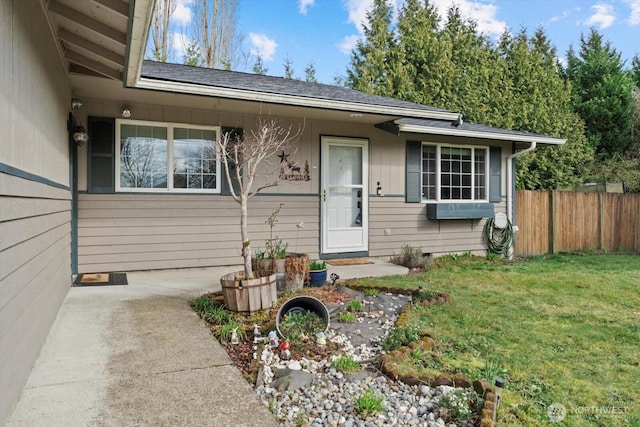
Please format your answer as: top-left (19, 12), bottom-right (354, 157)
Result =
top-left (166, 0), bottom-right (640, 84)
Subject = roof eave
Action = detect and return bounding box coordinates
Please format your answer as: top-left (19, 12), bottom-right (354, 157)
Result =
top-left (134, 77), bottom-right (461, 120)
top-left (124, 0), bottom-right (155, 87)
top-left (396, 122), bottom-right (566, 145)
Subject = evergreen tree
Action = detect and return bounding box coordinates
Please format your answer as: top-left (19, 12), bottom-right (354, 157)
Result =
top-left (346, 0), bottom-right (394, 95)
top-left (304, 62), bottom-right (317, 82)
top-left (183, 40), bottom-right (202, 67)
top-left (346, 0), bottom-right (591, 190)
top-left (283, 56), bottom-right (295, 79)
top-left (252, 55), bottom-right (268, 75)
top-left (631, 54), bottom-right (640, 88)
top-left (565, 29), bottom-right (635, 157)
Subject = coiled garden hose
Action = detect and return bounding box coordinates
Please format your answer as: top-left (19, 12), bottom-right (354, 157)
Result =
top-left (483, 216), bottom-right (514, 256)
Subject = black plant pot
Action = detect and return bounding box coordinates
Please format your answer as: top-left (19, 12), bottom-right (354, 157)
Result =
top-left (275, 296), bottom-right (330, 338)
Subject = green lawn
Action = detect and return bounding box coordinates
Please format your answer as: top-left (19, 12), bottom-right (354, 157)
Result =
top-left (355, 253), bottom-right (640, 426)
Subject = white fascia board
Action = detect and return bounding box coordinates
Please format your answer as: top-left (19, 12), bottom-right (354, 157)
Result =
top-left (134, 78), bottom-right (461, 121)
top-left (124, 0), bottom-right (154, 87)
top-left (396, 122), bottom-right (566, 145)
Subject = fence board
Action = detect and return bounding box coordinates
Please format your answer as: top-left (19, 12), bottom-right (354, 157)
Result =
top-left (515, 190), bottom-right (640, 256)
top-left (515, 190), bottom-right (549, 255)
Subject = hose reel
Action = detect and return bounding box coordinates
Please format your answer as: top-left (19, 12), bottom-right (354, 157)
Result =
top-left (483, 213), bottom-right (514, 256)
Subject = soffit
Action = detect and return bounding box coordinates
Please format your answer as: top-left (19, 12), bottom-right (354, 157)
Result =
top-left (44, 0), bottom-right (130, 81)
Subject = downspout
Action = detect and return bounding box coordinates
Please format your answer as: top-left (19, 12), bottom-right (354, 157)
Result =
top-left (506, 141), bottom-right (537, 226)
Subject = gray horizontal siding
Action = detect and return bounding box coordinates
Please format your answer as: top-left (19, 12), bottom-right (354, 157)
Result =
top-left (369, 197), bottom-right (505, 256)
top-left (77, 194), bottom-right (320, 273)
top-left (0, 175), bottom-right (71, 424)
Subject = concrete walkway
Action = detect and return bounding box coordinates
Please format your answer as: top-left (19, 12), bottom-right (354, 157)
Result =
top-left (6, 259), bottom-right (407, 427)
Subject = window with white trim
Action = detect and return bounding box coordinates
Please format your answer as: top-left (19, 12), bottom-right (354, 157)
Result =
top-left (421, 143), bottom-right (488, 201)
top-left (116, 120), bottom-right (220, 193)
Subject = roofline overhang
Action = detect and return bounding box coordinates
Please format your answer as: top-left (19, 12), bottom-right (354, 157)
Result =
top-left (395, 121), bottom-right (566, 145)
top-left (124, 0), bottom-right (155, 87)
top-left (133, 77), bottom-right (461, 120)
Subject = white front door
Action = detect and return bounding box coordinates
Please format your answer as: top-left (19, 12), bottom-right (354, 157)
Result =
top-left (321, 137), bottom-right (368, 254)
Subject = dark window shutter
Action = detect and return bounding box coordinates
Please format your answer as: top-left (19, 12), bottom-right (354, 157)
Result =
top-left (221, 127), bottom-right (243, 196)
top-left (88, 117), bottom-right (115, 193)
top-left (406, 140), bottom-right (422, 203)
top-left (489, 146), bottom-right (502, 203)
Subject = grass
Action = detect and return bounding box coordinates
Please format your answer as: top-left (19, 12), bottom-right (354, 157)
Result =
top-left (353, 388), bottom-right (385, 418)
top-left (356, 253), bottom-right (640, 427)
top-left (332, 356), bottom-right (361, 373)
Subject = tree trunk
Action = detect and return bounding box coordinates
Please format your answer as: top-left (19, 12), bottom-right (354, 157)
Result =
top-left (240, 194), bottom-right (253, 278)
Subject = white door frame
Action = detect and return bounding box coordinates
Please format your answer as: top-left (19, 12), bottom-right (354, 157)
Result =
top-left (321, 136), bottom-right (369, 254)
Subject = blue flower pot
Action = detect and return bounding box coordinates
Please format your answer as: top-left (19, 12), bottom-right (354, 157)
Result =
top-left (309, 269), bottom-right (327, 287)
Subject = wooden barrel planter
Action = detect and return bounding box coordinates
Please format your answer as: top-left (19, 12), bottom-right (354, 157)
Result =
top-left (220, 272), bottom-right (277, 313)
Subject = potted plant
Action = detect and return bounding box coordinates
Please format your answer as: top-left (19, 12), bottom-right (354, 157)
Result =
top-left (253, 204), bottom-right (288, 294)
top-left (218, 119), bottom-right (301, 312)
top-left (308, 260), bottom-right (327, 287)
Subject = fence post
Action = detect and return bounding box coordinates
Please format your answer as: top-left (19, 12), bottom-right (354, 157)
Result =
top-left (549, 190), bottom-right (555, 254)
top-left (599, 192), bottom-right (605, 251)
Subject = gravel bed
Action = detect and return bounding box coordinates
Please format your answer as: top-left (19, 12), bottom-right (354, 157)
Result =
top-left (252, 292), bottom-right (458, 426)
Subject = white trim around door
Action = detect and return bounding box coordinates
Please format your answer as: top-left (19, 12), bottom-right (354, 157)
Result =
top-left (321, 136), bottom-right (369, 254)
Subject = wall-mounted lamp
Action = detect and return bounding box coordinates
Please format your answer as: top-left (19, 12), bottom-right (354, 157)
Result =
top-left (73, 125), bottom-right (89, 146)
top-left (71, 98), bottom-right (85, 110)
top-left (120, 105), bottom-right (132, 118)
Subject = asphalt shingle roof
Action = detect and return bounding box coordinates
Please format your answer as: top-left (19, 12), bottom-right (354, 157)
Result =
top-left (141, 60), bottom-right (453, 114)
top-left (395, 118), bottom-right (564, 141)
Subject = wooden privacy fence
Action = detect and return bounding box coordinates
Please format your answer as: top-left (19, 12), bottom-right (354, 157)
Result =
top-left (515, 190), bottom-right (640, 256)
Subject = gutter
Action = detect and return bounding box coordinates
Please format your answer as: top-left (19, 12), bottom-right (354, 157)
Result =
top-left (134, 78), bottom-right (461, 121)
top-left (395, 122), bottom-right (565, 145)
top-left (507, 141), bottom-right (537, 226)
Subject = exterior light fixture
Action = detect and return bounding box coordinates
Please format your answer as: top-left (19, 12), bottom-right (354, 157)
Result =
top-left (73, 126), bottom-right (89, 146)
top-left (494, 377), bottom-right (505, 407)
top-left (376, 181), bottom-right (383, 196)
top-left (120, 105), bottom-right (132, 118)
top-left (71, 98), bottom-right (85, 110)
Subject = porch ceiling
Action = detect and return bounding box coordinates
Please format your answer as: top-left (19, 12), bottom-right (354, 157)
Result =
top-left (43, 0), bottom-right (154, 83)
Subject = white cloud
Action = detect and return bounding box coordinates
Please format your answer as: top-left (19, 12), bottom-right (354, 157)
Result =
top-left (172, 32), bottom-right (189, 59)
top-left (299, 0), bottom-right (315, 15)
top-left (343, 0), bottom-right (372, 34)
top-left (172, 0), bottom-right (193, 26)
top-left (337, 34), bottom-right (361, 54)
top-left (249, 33), bottom-right (278, 61)
top-left (585, 3), bottom-right (616, 29)
top-left (429, 0), bottom-right (507, 36)
top-left (550, 9), bottom-right (571, 23)
top-left (622, 0), bottom-right (640, 25)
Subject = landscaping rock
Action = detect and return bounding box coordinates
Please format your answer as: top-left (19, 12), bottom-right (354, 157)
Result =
top-left (270, 369), bottom-right (315, 392)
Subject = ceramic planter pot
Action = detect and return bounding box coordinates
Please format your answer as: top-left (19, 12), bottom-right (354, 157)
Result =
top-left (308, 268), bottom-right (327, 286)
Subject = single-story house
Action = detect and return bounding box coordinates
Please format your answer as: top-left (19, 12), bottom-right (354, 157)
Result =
top-left (0, 0), bottom-right (565, 423)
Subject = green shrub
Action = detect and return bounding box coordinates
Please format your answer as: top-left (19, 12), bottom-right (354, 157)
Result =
top-left (390, 244), bottom-right (431, 270)
top-left (279, 311), bottom-right (326, 341)
top-left (332, 356), bottom-right (361, 373)
top-left (309, 260), bottom-right (326, 270)
top-left (439, 388), bottom-right (483, 422)
top-left (353, 389), bottom-right (384, 418)
top-left (190, 295), bottom-right (216, 313)
top-left (363, 288), bottom-right (379, 297)
top-left (381, 325), bottom-right (421, 351)
top-left (338, 311), bottom-right (356, 323)
top-left (219, 321), bottom-right (246, 343)
top-left (347, 299), bottom-right (363, 312)
top-left (202, 305), bottom-right (233, 325)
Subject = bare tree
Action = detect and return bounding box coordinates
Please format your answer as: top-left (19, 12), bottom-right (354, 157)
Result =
top-left (218, 119), bottom-right (302, 278)
top-left (192, 0), bottom-right (244, 69)
top-left (150, 0), bottom-right (176, 62)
